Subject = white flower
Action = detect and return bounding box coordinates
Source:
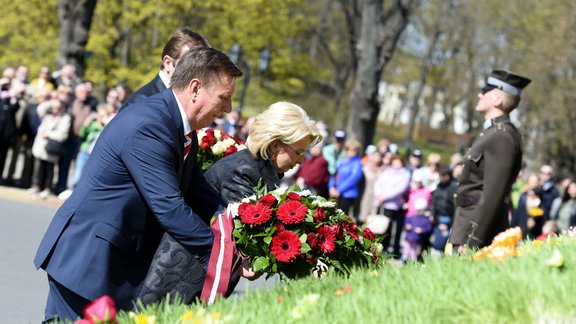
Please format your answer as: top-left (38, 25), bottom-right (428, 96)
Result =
top-left (236, 144), bottom-right (247, 151)
top-left (222, 138), bottom-right (236, 147)
top-left (296, 189), bottom-right (312, 197)
top-left (211, 141), bottom-right (229, 155)
top-left (311, 200), bottom-right (337, 208)
top-left (214, 129), bottom-right (222, 140)
top-left (197, 129), bottom-right (206, 140)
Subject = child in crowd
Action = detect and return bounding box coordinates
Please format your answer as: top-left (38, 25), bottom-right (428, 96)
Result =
top-left (536, 220), bottom-right (558, 240)
top-left (402, 198), bottom-right (433, 262)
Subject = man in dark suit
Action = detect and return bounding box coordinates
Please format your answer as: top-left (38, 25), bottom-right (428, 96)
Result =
top-left (34, 47), bottom-right (243, 322)
top-left (449, 70), bottom-right (531, 252)
top-left (119, 28), bottom-right (210, 110)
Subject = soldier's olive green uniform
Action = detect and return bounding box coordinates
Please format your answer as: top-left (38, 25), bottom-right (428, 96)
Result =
top-left (449, 115), bottom-right (522, 248)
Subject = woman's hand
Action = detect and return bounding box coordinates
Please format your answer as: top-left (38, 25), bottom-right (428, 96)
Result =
top-left (236, 257), bottom-right (262, 281)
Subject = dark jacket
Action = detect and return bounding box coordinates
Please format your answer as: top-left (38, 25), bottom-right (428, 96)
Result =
top-left (450, 115), bottom-right (522, 248)
top-left (204, 148), bottom-right (282, 204)
top-left (431, 178), bottom-right (457, 220)
top-left (119, 74), bottom-right (166, 111)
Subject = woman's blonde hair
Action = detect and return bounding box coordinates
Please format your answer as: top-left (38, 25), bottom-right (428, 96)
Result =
top-left (246, 102), bottom-right (323, 160)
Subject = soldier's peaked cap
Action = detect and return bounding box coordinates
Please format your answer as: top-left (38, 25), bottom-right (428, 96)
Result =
top-left (482, 70), bottom-right (531, 96)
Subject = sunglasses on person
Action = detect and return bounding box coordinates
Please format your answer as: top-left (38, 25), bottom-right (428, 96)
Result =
top-left (282, 143), bottom-right (306, 159)
top-left (480, 84), bottom-right (499, 94)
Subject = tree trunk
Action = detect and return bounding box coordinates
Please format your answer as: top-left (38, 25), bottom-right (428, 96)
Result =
top-left (57, 0), bottom-right (98, 78)
top-left (346, 0), bottom-right (421, 149)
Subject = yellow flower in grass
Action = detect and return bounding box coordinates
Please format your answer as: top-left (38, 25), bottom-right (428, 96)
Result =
top-left (180, 310), bottom-right (194, 323)
top-left (128, 312), bottom-right (156, 324)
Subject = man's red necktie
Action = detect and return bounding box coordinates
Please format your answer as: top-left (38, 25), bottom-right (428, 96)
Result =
top-left (183, 132), bottom-right (193, 160)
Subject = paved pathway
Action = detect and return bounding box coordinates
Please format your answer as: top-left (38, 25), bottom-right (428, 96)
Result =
top-left (0, 186), bottom-right (60, 323)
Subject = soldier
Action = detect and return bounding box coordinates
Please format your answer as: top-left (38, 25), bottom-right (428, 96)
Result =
top-left (448, 70), bottom-right (531, 253)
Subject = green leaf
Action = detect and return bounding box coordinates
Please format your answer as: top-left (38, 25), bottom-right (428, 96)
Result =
top-left (299, 233), bottom-right (308, 243)
top-left (301, 242), bottom-right (311, 254)
top-left (252, 256), bottom-right (270, 272)
top-left (263, 236), bottom-right (272, 244)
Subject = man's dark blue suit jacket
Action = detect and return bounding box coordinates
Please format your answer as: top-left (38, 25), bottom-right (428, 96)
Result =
top-left (34, 88), bottom-right (222, 310)
top-left (119, 74), bottom-right (165, 111)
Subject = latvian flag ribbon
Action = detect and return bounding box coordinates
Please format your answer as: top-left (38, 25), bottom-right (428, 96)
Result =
top-left (200, 208), bottom-right (239, 304)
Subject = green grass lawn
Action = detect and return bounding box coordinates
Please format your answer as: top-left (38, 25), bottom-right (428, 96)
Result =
top-left (117, 235), bottom-right (576, 323)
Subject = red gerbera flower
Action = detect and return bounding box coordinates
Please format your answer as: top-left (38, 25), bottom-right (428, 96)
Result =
top-left (316, 226), bottom-right (336, 254)
top-left (362, 228), bottom-right (376, 241)
top-left (237, 202), bottom-right (251, 216)
top-left (313, 208), bottom-right (326, 222)
top-left (239, 203), bottom-right (272, 226)
top-left (270, 231), bottom-right (301, 263)
top-left (259, 194), bottom-right (278, 207)
top-left (287, 192), bottom-right (301, 201)
top-left (276, 200), bottom-right (308, 224)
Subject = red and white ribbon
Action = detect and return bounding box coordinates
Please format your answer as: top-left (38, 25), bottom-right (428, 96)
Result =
top-left (200, 208), bottom-right (237, 304)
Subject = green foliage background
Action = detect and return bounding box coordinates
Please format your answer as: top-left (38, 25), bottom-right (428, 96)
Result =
top-left (2, 0), bottom-right (576, 175)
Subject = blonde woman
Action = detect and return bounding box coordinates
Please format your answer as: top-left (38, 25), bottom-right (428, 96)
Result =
top-left (140, 101), bottom-right (322, 304)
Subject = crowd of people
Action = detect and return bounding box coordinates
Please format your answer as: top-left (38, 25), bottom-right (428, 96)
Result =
top-left (0, 64), bottom-right (126, 199)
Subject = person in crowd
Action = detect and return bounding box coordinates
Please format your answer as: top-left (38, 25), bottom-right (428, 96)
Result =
top-left (430, 165), bottom-right (457, 257)
top-left (34, 47), bottom-right (245, 322)
top-left (404, 168), bottom-right (433, 255)
top-left (0, 77), bottom-right (21, 182)
top-left (114, 84), bottom-right (129, 107)
top-left (406, 149), bottom-right (423, 175)
top-left (402, 198), bottom-right (433, 262)
top-left (140, 101), bottom-right (322, 304)
top-left (103, 88), bottom-right (121, 120)
top-left (12, 65), bottom-right (30, 88)
top-left (373, 154), bottom-right (411, 257)
top-left (60, 104), bottom-right (112, 200)
top-left (296, 141), bottom-right (330, 198)
top-left (82, 80), bottom-right (99, 111)
top-left (221, 108), bottom-right (241, 137)
top-left (328, 139), bottom-right (364, 223)
top-left (16, 89), bottom-right (52, 188)
top-left (30, 99), bottom-right (71, 199)
top-left (550, 181), bottom-right (576, 233)
top-left (536, 220), bottom-right (558, 240)
top-left (511, 173), bottom-right (543, 239)
top-left (29, 66), bottom-right (56, 101)
top-left (376, 138), bottom-right (391, 156)
top-left (449, 69), bottom-right (531, 252)
top-left (322, 129), bottom-right (346, 176)
top-left (419, 152), bottom-right (441, 192)
top-left (52, 64), bottom-right (80, 90)
top-left (538, 164), bottom-right (560, 223)
top-left (56, 83), bottom-right (95, 196)
top-left (358, 146), bottom-right (382, 224)
top-left (120, 28), bottom-right (210, 110)
top-left (405, 169), bottom-right (432, 218)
